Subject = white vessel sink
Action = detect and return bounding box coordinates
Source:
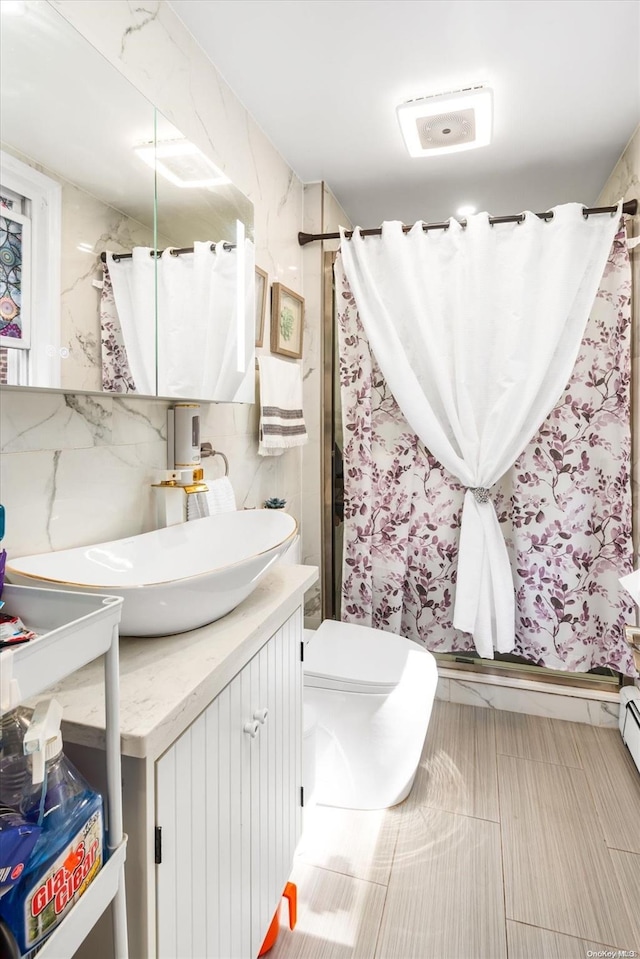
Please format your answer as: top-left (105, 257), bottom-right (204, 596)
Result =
top-left (6, 511), bottom-right (297, 637)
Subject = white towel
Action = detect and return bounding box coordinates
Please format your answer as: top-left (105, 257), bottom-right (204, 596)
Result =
top-left (205, 477), bottom-right (237, 514)
top-left (186, 492), bottom-right (209, 521)
top-left (258, 356), bottom-right (308, 456)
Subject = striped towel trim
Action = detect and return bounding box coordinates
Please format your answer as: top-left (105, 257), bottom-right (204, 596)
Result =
top-left (262, 406), bottom-right (304, 420)
top-left (262, 424), bottom-right (308, 436)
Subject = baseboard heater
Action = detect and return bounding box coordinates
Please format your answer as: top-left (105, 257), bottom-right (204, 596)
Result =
top-left (619, 687), bottom-right (640, 774)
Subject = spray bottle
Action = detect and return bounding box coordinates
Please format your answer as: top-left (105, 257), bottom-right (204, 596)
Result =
top-left (0, 706), bottom-right (41, 912)
top-left (0, 699), bottom-right (104, 954)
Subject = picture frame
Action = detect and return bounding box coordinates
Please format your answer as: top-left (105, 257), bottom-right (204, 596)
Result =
top-left (255, 266), bottom-right (268, 347)
top-left (270, 282), bottom-right (304, 359)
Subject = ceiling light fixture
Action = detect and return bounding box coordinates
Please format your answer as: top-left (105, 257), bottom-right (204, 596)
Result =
top-left (134, 139), bottom-right (230, 188)
top-left (397, 86), bottom-right (493, 157)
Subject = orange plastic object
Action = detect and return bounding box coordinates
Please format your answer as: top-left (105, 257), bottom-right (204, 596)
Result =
top-left (258, 911), bottom-right (279, 956)
top-left (283, 882), bottom-right (297, 929)
top-left (258, 882), bottom-right (297, 955)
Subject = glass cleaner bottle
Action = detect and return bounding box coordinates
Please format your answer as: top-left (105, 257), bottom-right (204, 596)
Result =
top-left (0, 699), bottom-right (104, 955)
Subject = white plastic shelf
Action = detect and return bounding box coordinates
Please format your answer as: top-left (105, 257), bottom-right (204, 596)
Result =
top-left (0, 583), bottom-right (128, 959)
top-left (0, 584), bottom-right (122, 711)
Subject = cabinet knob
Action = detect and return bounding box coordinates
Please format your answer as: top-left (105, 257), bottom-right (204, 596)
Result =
top-left (253, 708), bottom-right (269, 724)
top-left (243, 720), bottom-right (260, 738)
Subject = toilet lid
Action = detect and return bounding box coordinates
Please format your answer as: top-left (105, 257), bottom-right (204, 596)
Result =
top-left (304, 620), bottom-right (425, 691)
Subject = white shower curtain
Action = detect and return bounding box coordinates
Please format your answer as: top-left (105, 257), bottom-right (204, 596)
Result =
top-left (339, 202), bottom-right (621, 658)
top-left (107, 239), bottom-right (255, 400)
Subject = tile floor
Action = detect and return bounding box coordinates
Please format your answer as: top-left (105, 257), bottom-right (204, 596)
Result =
top-left (272, 701), bottom-right (640, 959)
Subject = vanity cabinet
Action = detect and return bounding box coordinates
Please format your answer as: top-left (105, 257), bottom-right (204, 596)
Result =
top-left (51, 566), bottom-right (317, 959)
top-left (155, 610), bottom-right (303, 959)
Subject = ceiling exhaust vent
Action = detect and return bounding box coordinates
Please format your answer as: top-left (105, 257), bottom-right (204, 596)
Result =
top-left (418, 109), bottom-right (476, 150)
top-left (397, 86), bottom-right (492, 157)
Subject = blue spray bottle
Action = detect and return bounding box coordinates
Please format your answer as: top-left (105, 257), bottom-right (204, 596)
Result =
top-left (0, 699), bottom-right (105, 955)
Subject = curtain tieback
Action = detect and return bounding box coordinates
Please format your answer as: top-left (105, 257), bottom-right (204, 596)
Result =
top-left (468, 487), bottom-right (491, 504)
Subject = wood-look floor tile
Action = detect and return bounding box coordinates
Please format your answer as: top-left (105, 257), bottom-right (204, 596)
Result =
top-left (575, 723), bottom-right (640, 854)
top-left (608, 849), bottom-right (640, 947)
top-left (296, 803), bottom-right (400, 885)
top-left (495, 711), bottom-right (583, 768)
top-left (270, 861), bottom-right (386, 959)
top-left (375, 806), bottom-right (506, 959)
top-left (499, 753), bottom-right (638, 950)
top-left (506, 920), bottom-right (612, 958)
top-left (403, 700), bottom-right (499, 822)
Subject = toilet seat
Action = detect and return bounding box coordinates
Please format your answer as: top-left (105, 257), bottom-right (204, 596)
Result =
top-left (304, 620), bottom-right (418, 694)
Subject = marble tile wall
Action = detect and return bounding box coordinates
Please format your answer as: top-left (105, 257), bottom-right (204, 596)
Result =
top-left (0, 0), bottom-right (305, 560)
top-left (435, 672), bottom-right (620, 728)
top-left (0, 388), bottom-right (169, 555)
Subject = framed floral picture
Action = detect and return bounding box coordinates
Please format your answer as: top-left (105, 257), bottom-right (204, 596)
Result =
top-left (270, 282), bottom-right (304, 359)
top-left (255, 266), bottom-right (268, 347)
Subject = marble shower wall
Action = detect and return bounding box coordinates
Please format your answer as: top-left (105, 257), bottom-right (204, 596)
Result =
top-left (0, 0), bottom-right (305, 558)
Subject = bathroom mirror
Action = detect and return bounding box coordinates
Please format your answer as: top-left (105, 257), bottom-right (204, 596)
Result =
top-left (0, 0), bottom-right (255, 402)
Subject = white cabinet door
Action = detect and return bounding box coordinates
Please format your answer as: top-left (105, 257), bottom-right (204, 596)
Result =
top-left (249, 607), bottom-right (303, 957)
top-left (155, 671), bottom-right (251, 959)
top-left (155, 609), bottom-right (303, 959)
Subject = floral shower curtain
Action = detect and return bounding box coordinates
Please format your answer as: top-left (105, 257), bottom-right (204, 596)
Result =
top-left (336, 225), bottom-right (636, 675)
top-left (339, 207), bottom-right (621, 659)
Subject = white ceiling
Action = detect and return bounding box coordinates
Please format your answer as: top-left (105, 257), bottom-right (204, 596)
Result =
top-left (168, 0), bottom-right (640, 227)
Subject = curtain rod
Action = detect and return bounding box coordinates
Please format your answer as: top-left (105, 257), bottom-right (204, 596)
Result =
top-left (297, 199), bottom-right (638, 246)
top-left (100, 241), bottom-right (236, 263)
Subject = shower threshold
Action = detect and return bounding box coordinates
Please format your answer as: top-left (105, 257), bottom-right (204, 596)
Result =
top-left (434, 652), bottom-right (622, 693)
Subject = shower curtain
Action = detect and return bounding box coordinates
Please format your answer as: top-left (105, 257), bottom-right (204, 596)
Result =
top-left (337, 220), bottom-right (635, 675)
top-left (104, 248), bottom-right (156, 395)
top-left (105, 240), bottom-right (254, 399)
top-left (157, 240), bottom-right (254, 400)
top-left (100, 264), bottom-right (137, 393)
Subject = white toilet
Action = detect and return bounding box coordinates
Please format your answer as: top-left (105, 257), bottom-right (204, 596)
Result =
top-left (303, 619), bottom-right (438, 810)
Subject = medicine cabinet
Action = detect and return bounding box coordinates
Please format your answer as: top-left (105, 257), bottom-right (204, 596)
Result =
top-left (0, 0), bottom-right (254, 402)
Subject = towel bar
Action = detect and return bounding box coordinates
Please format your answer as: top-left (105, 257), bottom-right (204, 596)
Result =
top-left (200, 443), bottom-right (229, 476)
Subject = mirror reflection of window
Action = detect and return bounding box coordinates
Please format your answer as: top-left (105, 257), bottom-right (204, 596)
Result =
top-left (0, 152), bottom-right (61, 387)
top-left (0, 188), bottom-right (26, 384)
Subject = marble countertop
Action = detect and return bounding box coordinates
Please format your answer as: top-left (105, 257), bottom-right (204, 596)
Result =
top-left (37, 565), bottom-right (318, 761)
